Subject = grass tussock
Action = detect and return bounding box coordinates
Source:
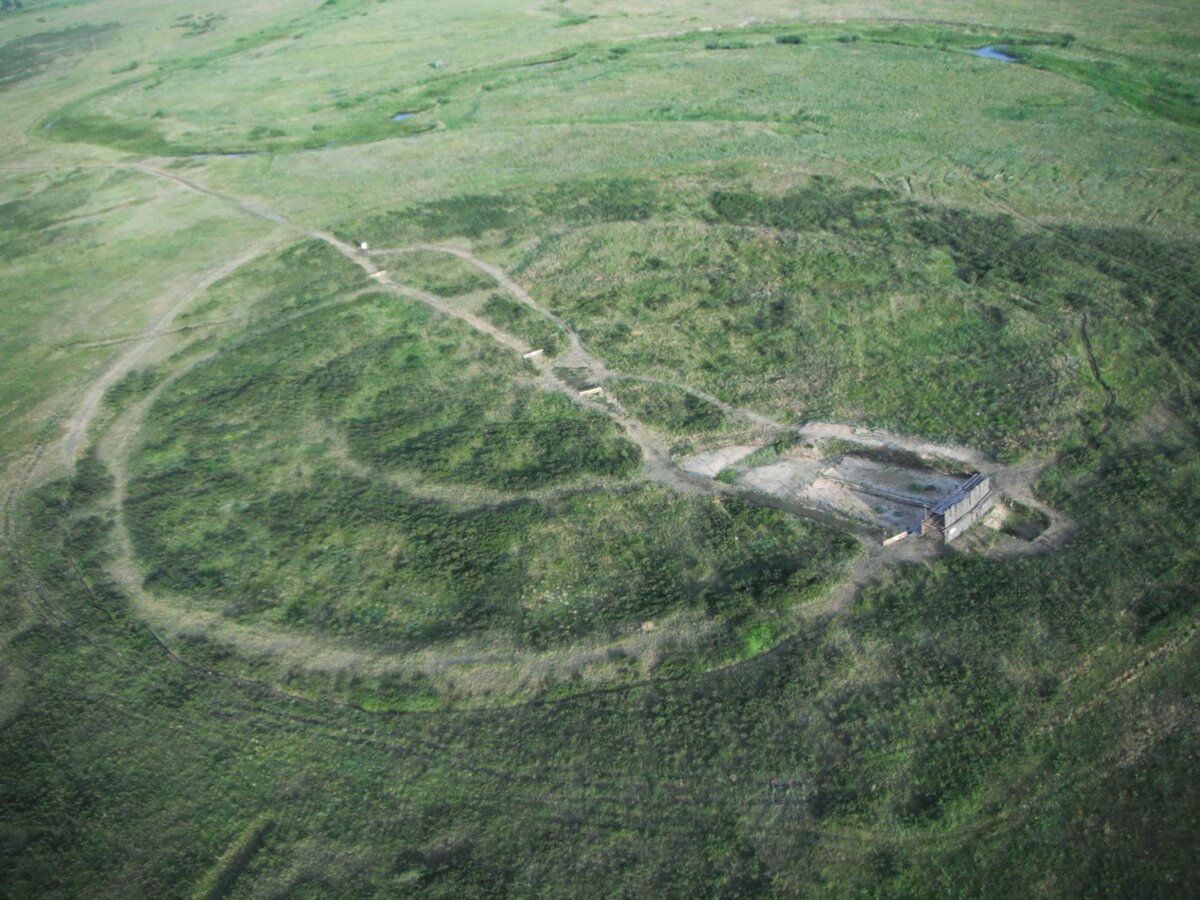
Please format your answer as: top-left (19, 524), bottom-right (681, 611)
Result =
top-left (480, 292), bottom-right (565, 356)
top-left (125, 244), bottom-right (853, 649)
top-left (604, 379), bottom-right (736, 435)
top-left (391, 249), bottom-right (496, 296)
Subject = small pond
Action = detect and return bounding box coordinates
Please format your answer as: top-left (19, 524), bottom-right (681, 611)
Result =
top-left (392, 112), bottom-right (415, 122)
top-left (970, 45), bottom-right (1019, 62)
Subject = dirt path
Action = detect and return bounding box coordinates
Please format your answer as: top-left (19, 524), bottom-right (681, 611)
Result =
top-left (375, 244), bottom-right (1074, 563)
top-left (371, 243), bottom-right (709, 490)
top-left (20, 156), bottom-right (697, 523)
top-left (380, 245), bottom-right (993, 462)
top-left (381, 243), bottom-right (587, 359)
top-left (1, 160), bottom-right (1072, 707)
top-left (130, 164), bottom-right (292, 226)
top-left (33, 210), bottom-right (705, 694)
top-left (83, 166), bottom-right (1065, 539)
top-left (61, 237), bottom-right (286, 466)
top-left (386, 243), bottom-right (1069, 545)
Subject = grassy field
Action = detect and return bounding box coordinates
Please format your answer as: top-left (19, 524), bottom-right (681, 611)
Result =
top-left (119, 244), bottom-right (853, 680)
top-left (383, 249), bottom-right (497, 297)
top-left (358, 173), bottom-right (1194, 460)
top-left (5, 408), bottom-right (1196, 895)
top-left (480, 292), bottom-right (567, 357)
top-left (1, 0), bottom-right (1197, 895)
top-left (0, 163), bottom-right (277, 465)
top-left (605, 379), bottom-right (739, 436)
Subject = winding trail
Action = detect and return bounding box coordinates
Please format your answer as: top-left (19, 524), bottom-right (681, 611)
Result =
top-left (96, 349), bottom-right (723, 695)
top-left (61, 237), bottom-right (287, 466)
top-left (381, 241), bottom-right (1069, 547)
top-left (2, 159), bottom-right (1071, 703)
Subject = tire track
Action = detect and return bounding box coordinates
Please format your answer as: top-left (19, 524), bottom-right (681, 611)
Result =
top-left (386, 242), bottom-right (1070, 547)
top-left (4, 160), bottom-right (1070, 721)
top-left (61, 238), bottom-right (286, 467)
top-left (1080, 311), bottom-right (1117, 434)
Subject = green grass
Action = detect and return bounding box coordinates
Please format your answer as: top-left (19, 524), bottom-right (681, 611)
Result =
top-left (4, 408), bottom-right (1195, 896)
top-left (0, 24), bottom-right (119, 90)
top-left (741, 435), bottom-right (802, 468)
top-left (714, 467), bottom-right (739, 485)
top-left (604, 379), bottom-right (735, 435)
top-left (348, 385), bottom-right (637, 489)
top-left (41, 19), bottom-right (1198, 159)
top-left (0, 167), bottom-right (100, 259)
top-left (42, 112), bottom-right (182, 156)
top-left (2, 0), bottom-right (1198, 894)
top-left (457, 176), bottom-right (1190, 460)
top-left (125, 246), bottom-right (852, 653)
top-left (129, 437), bottom-right (851, 649)
top-left (480, 291), bottom-right (565, 355)
top-left (183, 239), bottom-right (370, 322)
top-left (0, 166), bottom-right (275, 465)
top-left (388, 248), bottom-right (496, 296)
top-left (1001, 498), bottom-right (1051, 540)
top-left (855, 22), bottom-right (1200, 129)
top-left (191, 814), bottom-right (274, 900)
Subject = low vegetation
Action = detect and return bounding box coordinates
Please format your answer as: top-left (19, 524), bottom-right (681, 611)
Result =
top-left (0, 24), bottom-right (118, 90)
top-left (857, 22), bottom-right (1200, 129)
top-left (480, 291), bottom-right (565, 356)
top-left (2, 0), bottom-right (1196, 894)
top-left (4, 400), bottom-right (1195, 895)
top-left (359, 174), bottom-right (1194, 460)
top-left (388, 248), bottom-right (496, 296)
top-left (131, 411), bottom-right (848, 647)
top-left (0, 165), bottom-right (273, 463)
top-left (36, 18), bottom-right (1200, 156)
top-left (604, 379), bottom-right (736, 435)
top-left (192, 815), bottom-right (274, 900)
top-left (126, 247), bottom-right (852, 653)
top-left (1000, 498), bottom-right (1051, 540)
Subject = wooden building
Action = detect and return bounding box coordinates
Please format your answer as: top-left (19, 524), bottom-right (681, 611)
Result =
top-left (922, 473), bottom-right (995, 543)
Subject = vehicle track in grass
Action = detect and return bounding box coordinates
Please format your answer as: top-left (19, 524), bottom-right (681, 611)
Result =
top-left (0, 162), bottom-right (728, 704)
top-left (2, 159), bottom-right (1069, 713)
top-left (60, 237), bottom-right (289, 467)
top-left (383, 241), bottom-right (1071, 549)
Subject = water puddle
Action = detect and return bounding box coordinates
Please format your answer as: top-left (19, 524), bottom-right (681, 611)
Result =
top-left (392, 112), bottom-right (416, 122)
top-left (970, 45), bottom-right (1019, 62)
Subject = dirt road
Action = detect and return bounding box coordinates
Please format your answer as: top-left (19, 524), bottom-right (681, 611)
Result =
top-left (0, 160), bottom-right (1072, 702)
top-left (61, 238), bottom-right (286, 466)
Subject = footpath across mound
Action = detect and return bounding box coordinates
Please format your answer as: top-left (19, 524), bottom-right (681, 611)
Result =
top-left (99, 244), bottom-right (859, 708)
top-left (66, 170), bottom-right (1079, 709)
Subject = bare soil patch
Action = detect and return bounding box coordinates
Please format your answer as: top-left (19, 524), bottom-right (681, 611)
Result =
top-left (680, 444), bottom-right (762, 477)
